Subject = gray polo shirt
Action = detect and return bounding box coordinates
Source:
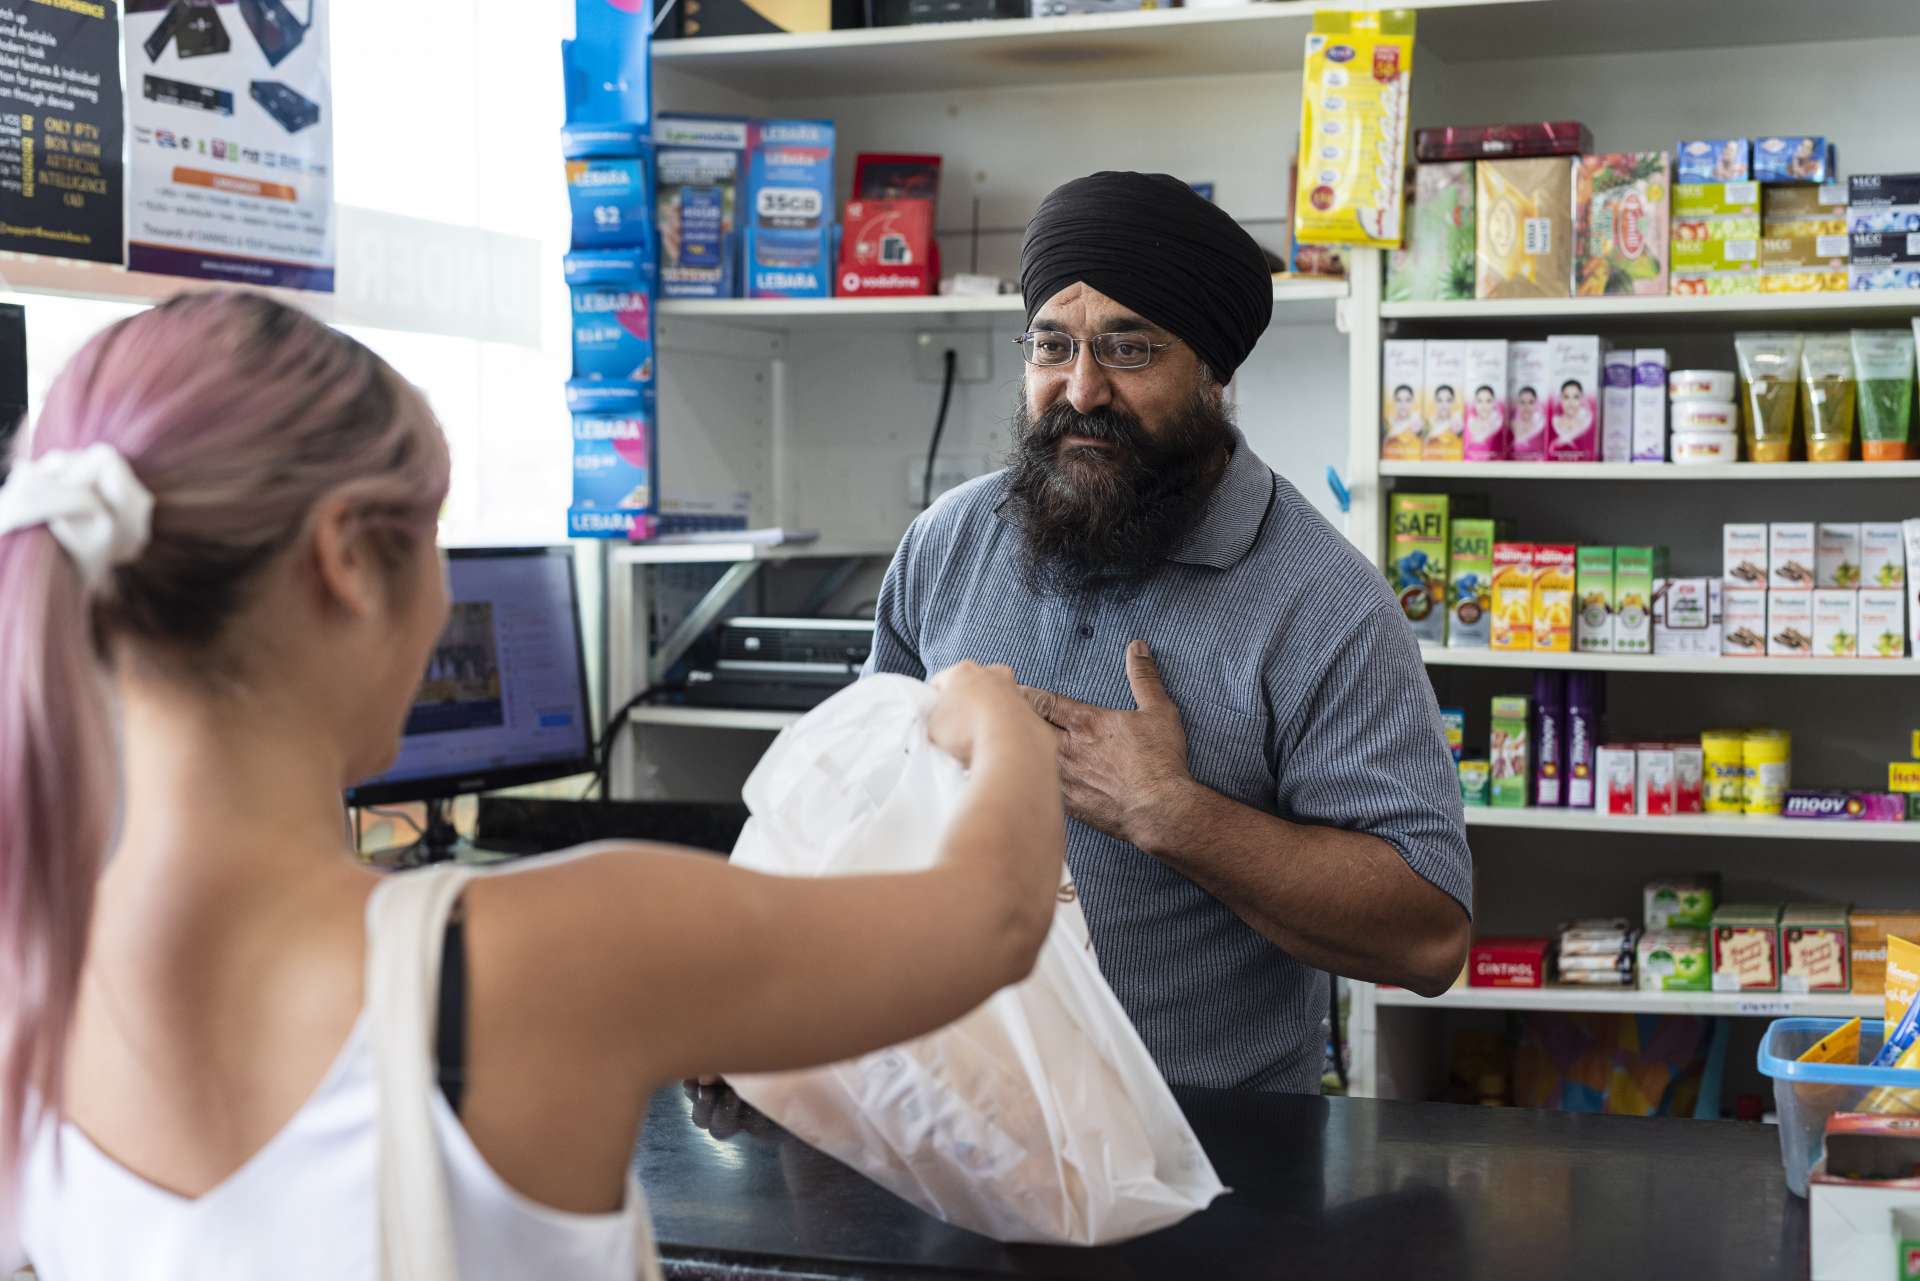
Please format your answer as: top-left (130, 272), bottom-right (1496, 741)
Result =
top-left (864, 432), bottom-right (1471, 1093)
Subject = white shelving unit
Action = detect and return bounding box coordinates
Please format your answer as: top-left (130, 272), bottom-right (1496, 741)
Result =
top-left (1376, 986), bottom-right (1877, 1019)
top-left (1420, 650), bottom-right (1920, 676)
top-left (1382, 460), bottom-right (1920, 482)
top-left (629, 706), bottom-right (802, 733)
top-left (1382, 289), bottom-right (1920, 323)
top-left (1464, 807), bottom-right (1919, 844)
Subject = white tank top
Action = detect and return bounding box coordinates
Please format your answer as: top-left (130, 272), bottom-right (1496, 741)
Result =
top-left (17, 870), bottom-right (655, 1279)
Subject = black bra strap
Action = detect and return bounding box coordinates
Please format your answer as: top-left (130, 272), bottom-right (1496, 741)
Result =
top-left (435, 901), bottom-right (467, 1117)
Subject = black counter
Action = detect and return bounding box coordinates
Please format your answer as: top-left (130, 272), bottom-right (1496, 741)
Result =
top-left (636, 1084), bottom-right (1806, 1280)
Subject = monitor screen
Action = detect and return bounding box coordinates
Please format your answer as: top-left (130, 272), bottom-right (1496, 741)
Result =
top-left (346, 546), bottom-right (595, 805)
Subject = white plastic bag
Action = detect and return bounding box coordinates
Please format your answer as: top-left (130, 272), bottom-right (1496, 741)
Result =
top-left (726, 674), bottom-right (1226, 1246)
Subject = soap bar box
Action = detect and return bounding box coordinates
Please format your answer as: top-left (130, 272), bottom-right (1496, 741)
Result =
top-left (1780, 904), bottom-right (1850, 994)
top-left (1770, 522), bottom-right (1816, 589)
top-left (1711, 903), bottom-right (1782, 993)
top-left (1724, 523), bottom-right (1769, 587)
top-left (1767, 589), bottom-right (1814, 658)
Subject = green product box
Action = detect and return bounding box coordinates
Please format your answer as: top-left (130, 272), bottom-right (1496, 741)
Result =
top-left (1490, 694), bottom-right (1531, 808)
top-left (1645, 876), bottom-right (1716, 930)
top-left (1612, 546), bottom-right (1666, 655)
top-left (1909, 792), bottom-right (1920, 821)
top-left (1576, 546), bottom-right (1616, 653)
top-left (1388, 494), bottom-right (1450, 645)
top-left (1637, 928), bottom-right (1711, 992)
top-left (1447, 518), bottom-right (1496, 649)
top-left (1386, 162), bottom-right (1476, 303)
top-left (1673, 181), bottom-right (1761, 218)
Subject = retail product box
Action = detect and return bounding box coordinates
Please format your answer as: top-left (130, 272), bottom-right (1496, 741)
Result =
top-left (1850, 910), bottom-right (1920, 995)
top-left (1849, 172), bottom-right (1920, 208)
top-left (1386, 162), bottom-right (1477, 303)
top-left (1862, 523), bottom-right (1906, 591)
top-left (1462, 340), bottom-right (1510, 461)
top-left (1752, 135), bottom-right (1834, 184)
top-left (1422, 340), bottom-right (1470, 462)
top-left (744, 119), bottom-right (836, 298)
top-left (1575, 546), bottom-right (1614, 653)
top-left (1847, 231), bottom-right (1920, 291)
top-left (1674, 743), bottom-right (1704, 813)
top-left (678, 0), bottom-right (857, 37)
top-left (1676, 139), bottom-right (1748, 183)
top-left (1849, 264), bottom-right (1920, 293)
top-left (1637, 744), bottom-right (1677, 816)
top-left (1531, 544), bottom-right (1576, 652)
top-left (653, 114), bottom-right (748, 298)
top-left (1638, 929), bottom-right (1711, 992)
top-left (837, 199), bottom-right (935, 297)
top-left (1381, 340), bottom-right (1427, 461)
top-left (564, 251), bottom-right (655, 381)
top-left (1459, 759), bottom-right (1490, 807)
top-left (1440, 707), bottom-right (1466, 762)
top-left (1575, 153), bottom-right (1670, 297)
top-left (1468, 937), bottom-right (1549, 988)
top-left (1476, 158), bottom-right (1574, 300)
top-left (1416, 122), bottom-right (1591, 163)
top-left (1544, 335), bottom-right (1602, 461)
top-left (563, 2), bottom-right (651, 124)
top-left (564, 126), bottom-right (655, 251)
top-left (1759, 232), bottom-right (1849, 294)
top-left (1633, 349), bottom-right (1668, 462)
top-left (1490, 695), bottom-right (1530, 808)
top-left (1768, 589), bottom-right (1814, 658)
top-left (1763, 183), bottom-right (1849, 229)
top-left (1508, 341), bottom-right (1551, 460)
top-left (1654, 578), bottom-right (1722, 658)
top-left (1859, 589), bottom-right (1907, 659)
top-left (1771, 522), bottom-right (1817, 590)
top-left (1447, 519), bottom-right (1496, 649)
top-left (1674, 181), bottom-right (1762, 220)
top-left (1566, 678), bottom-right (1601, 809)
top-left (1490, 543), bottom-right (1535, 651)
top-left (1814, 589), bottom-right (1860, 659)
top-left (1388, 494), bottom-right (1449, 644)
top-left (1600, 350), bottom-right (1634, 461)
top-left (1849, 209), bottom-right (1920, 236)
top-left (1724, 523), bottom-right (1769, 588)
top-left (1612, 546), bottom-right (1662, 655)
top-left (1817, 524), bottom-right (1863, 589)
top-left (1723, 587), bottom-right (1768, 657)
top-left (566, 380), bottom-right (657, 540)
top-left (1908, 519), bottom-right (1920, 655)
top-left (1894, 763), bottom-right (1920, 793)
top-left (1782, 790), bottom-right (1908, 822)
top-left (1647, 877), bottom-right (1717, 931)
top-left (1535, 684), bottom-right (1566, 807)
top-left (1711, 904), bottom-right (1782, 993)
top-left (1597, 744), bottom-right (1637, 816)
top-left (1781, 905), bottom-right (1850, 994)
top-left (1671, 181), bottom-right (1761, 295)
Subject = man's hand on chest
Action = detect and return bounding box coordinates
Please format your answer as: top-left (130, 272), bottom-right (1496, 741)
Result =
top-left (1019, 640), bottom-right (1197, 853)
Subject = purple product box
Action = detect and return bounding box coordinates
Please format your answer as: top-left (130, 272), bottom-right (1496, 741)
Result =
top-left (1780, 791), bottom-right (1907, 822)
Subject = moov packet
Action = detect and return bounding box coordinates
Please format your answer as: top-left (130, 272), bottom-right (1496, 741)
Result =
top-left (1293, 10), bottom-right (1417, 248)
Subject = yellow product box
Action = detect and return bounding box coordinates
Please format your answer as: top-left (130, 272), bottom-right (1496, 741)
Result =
top-left (1673, 181), bottom-right (1762, 220)
top-left (1797, 1016), bottom-right (1861, 1065)
top-left (1531, 544), bottom-right (1577, 652)
top-left (1759, 234), bottom-right (1850, 272)
top-left (1671, 270), bottom-right (1760, 297)
top-left (1293, 10), bottom-right (1417, 249)
top-left (1761, 182), bottom-right (1847, 235)
top-left (1758, 269), bottom-right (1848, 294)
top-left (1490, 542), bottom-right (1535, 651)
top-left (1892, 762), bottom-right (1920, 793)
top-left (1477, 158), bottom-right (1575, 300)
top-left (1848, 911), bottom-right (1920, 995)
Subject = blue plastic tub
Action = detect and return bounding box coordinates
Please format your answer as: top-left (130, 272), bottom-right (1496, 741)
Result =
top-left (1756, 1017), bottom-right (1920, 1196)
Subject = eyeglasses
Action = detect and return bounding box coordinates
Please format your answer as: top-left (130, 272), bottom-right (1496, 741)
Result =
top-left (1013, 330), bottom-right (1182, 370)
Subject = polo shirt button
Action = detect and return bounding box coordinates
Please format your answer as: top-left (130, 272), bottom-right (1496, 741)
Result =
top-left (1078, 625), bottom-right (1093, 639)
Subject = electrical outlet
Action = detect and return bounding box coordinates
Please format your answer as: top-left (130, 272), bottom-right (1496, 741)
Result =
top-left (908, 455), bottom-right (990, 506)
top-left (912, 331), bottom-right (992, 384)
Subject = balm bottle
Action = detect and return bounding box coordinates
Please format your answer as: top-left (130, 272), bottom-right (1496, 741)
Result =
top-left (1565, 673), bottom-right (1604, 809)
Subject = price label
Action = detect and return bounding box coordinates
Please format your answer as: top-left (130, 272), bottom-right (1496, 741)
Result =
top-left (756, 187), bottom-right (823, 221)
top-left (1736, 999), bottom-right (1793, 1016)
top-left (1523, 217), bottom-right (1551, 255)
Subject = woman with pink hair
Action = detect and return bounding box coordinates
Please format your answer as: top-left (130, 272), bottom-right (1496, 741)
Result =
top-left (0, 291), bottom-right (1064, 1278)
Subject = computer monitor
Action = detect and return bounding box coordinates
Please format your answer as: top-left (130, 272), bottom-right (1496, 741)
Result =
top-left (0, 304), bottom-right (25, 480)
top-left (346, 545), bottom-right (596, 862)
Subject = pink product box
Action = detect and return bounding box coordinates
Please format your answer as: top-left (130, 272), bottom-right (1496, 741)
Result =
top-left (1546, 334), bottom-right (1602, 462)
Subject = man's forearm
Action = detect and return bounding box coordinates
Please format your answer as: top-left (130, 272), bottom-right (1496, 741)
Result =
top-left (1136, 780), bottom-right (1469, 996)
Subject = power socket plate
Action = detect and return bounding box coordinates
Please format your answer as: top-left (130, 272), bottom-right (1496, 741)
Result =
top-left (912, 330), bottom-right (992, 384)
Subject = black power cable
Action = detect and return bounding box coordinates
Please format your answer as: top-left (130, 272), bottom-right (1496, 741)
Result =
top-left (583, 684), bottom-right (655, 800)
top-left (921, 348), bottom-right (958, 510)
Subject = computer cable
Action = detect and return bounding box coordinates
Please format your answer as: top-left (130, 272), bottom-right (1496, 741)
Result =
top-left (920, 348), bottom-right (957, 510)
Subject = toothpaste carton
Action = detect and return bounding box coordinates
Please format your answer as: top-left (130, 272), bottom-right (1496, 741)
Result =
top-left (1388, 494), bottom-right (1450, 644)
top-left (744, 118), bottom-right (836, 298)
top-left (1676, 138), bottom-right (1749, 183)
top-left (1381, 340), bottom-right (1427, 461)
top-left (1768, 589), bottom-right (1814, 658)
top-left (1508, 341), bottom-right (1551, 461)
top-left (1863, 523), bottom-right (1906, 591)
top-left (1814, 589), bottom-right (1860, 659)
top-left (1673, 742), bottom-right (1704, 813)
top-left (1421, 340), bottom-right (1471, 462)
top-left (1712, 903), bottom-right (1783, 993)
top-left (564, 251), bottom-right (655, 381)
top-left (1448, 518), bottom-right (1497, 649)
top-left (1546, 334), bottom-right (1603, 461)
top-left (653, 114), bottom-right (749, 299)
top-left (1753, 136), bottom-right (1835, 185)
top-left (1597, 744), bottom-right (1637, 815)
top-left (1462, 339), bottom-right (1511, 461)
top-left (1637, 744), bottom-right (1677, 816)
top-left (1638, 929), bottom-right (1712, 992)
top-left (1817, 523), bottom-right (1863, 589)
top-left (1723, 587), bottom-right (1768, 657)
top-left (1633, 348), bottom-right (1668, 461)
top-left (1647, 877), bottom-right (1717, 930)
top-left (1724, 523), bottom-right (1769, 588)
top-left (1860, 589), bottom-right (1907, 659)
top-left (1782, 791), bottom-right (1908, 822)
top-left (1491, 543), bottom-right (1536, 652)
top-left (1906, 519), bottom-right (1920, 655)
top-left (1770, 522), bottom-right (1817, 590)
top-left (1490, 695), bottom-right (1531, 808)
top-left (566, 379), bottom-right (657, 540)
top-left (1576, 546), bottom-right (1614, 652)
top-left (1612, 546), bottom-right (1663, 654)
top-left (1781, 905), bottom-right (1850, 994)
top-left (1532, 544), bottom-right (1577, 652)
top-left (1601, 350), bottom-right (1635, 461)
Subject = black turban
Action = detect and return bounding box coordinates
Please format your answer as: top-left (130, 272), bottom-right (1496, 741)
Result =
top-left (1020, 172), bottom-right (1273, 382)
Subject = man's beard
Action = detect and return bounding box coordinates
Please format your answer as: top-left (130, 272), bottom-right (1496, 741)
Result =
top-left (1002, 389), bottom-right (1237, 600)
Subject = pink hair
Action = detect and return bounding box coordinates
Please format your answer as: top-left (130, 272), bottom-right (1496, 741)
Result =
top-left (0, 291), bottom-right (450, 1220)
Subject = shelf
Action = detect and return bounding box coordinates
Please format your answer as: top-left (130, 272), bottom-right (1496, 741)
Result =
top-left (1381, 289), bottom-right (1920, 325)
top-left (1375, 985), bottom-right (1878, 1019)
top-left (651, 0), bottom-right (1920, 97)
top-left (1422, 649), bottom-right (1920, 677)
top-left (612, 539), bottom-right (898, 565)
top-left (1381, 461), bottom-right (1920, 482)
top-left (657, 280), bottom-right (1347, 329)
top-left (630, 706), bottom-right (802, 732)
top-left (1465, 807), bottom-right (1918, 844)
top-left (1, 252), bottom-right (334, 317)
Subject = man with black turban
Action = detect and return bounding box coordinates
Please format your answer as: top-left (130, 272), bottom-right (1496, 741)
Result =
top-left (864, 173), bottom-right (1471, 1094)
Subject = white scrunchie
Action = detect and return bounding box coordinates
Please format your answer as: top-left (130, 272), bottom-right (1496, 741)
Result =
top-left (0, 444), bottom-right (155, 593)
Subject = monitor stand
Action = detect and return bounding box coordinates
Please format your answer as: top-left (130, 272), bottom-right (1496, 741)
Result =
top-left (371, 798), bottom-right (475, 868)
